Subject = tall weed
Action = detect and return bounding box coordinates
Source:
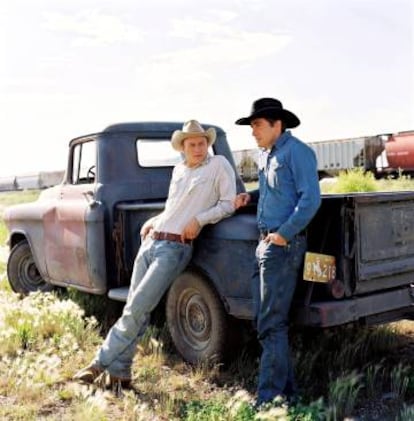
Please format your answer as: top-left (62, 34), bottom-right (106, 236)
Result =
top-left (365, 363), bottom-right (384, 399)
top-left (321, 169), bottom-right (414, 194)
top-left (292, 324), bottom-right (400, 397)
top-left (325, 168), bottom-right (377, 193)
top-left (398, 404), bottom-right (414, 421)
top-left (327, 371), bottom-right (363, 420)
top-left (0, 263), bottom-right (11, 293)
top-left (0, 218), bottom-right (7, 245)
top-left (390, 363), bottom-right (410, 400)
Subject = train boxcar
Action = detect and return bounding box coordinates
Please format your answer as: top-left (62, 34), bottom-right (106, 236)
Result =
top-left (39, 170), bottom-right (64, 188)
top-left (15, 174), bottom-right (41, 190)
top-left (0, 176), bottom-right (18, 192)
top-left (307, 135), bottom-right (387, 178)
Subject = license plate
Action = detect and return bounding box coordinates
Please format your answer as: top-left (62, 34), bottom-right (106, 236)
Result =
top-left (303, 252), bottom-right (336, 283)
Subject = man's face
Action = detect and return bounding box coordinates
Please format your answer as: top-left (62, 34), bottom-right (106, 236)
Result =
top-left (182, 136), bottom-right (209, 167)
top-left (250, 118), bottom-right (282, 149)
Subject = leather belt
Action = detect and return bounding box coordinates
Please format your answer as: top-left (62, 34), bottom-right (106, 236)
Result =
top-left (151, 231), bottom-right (192, 244)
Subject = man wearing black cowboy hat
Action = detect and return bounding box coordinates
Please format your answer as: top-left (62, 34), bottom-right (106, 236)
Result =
top-left (234, 98), bottom-right (321, 407)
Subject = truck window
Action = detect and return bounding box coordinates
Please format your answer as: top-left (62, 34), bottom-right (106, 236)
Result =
top-left (137, 138), bottom-right (214, 167)
top-left (71, 140), bottom-right (96, 184)
top-left (137, 139), bottom-right (182, 167)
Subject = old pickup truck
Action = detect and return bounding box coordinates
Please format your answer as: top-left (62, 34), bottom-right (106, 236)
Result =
top-left (4, 122), bottom-right (414, 363)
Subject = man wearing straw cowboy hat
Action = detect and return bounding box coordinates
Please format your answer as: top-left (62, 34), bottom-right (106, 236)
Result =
top-left (74, 120), bottom-right (236, 388)
top-left (234, 98), bottom-right (321, 408)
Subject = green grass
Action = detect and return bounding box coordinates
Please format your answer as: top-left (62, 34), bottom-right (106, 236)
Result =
top-left (0, 219), bottom-right (7, 248)
top-left (0, 189), bottom-right (41, 208)
top-left (0, 190), bottom-right (41, 245)
top-left (0, 190), bottom-right (42, 294)
top-left (243, 181), bottom-right (258, 191)
top-left (0, 261), bottom-right (10, 293)
top-left (321, 169), bottom-right (414, 194)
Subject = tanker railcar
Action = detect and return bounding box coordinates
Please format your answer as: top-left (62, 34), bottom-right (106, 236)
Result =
top-left (383, 131), bottom-right (414, 174)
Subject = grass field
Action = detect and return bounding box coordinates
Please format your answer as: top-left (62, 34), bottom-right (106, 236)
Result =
top-left (0, 178), bottom-right (413, 420)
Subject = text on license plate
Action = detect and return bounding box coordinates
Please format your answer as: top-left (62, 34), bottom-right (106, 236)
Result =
top-left (303, 252), bottom-right (336, 283)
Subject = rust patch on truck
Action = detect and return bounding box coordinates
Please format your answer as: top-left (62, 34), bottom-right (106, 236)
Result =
top-left (43, 205), bottom-right (91, 287)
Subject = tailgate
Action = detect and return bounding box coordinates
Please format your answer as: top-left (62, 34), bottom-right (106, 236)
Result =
top-left (354, 192), bottom-right (414, 294)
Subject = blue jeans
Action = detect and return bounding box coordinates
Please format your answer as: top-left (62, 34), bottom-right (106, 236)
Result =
top-left (93, 238), bottom-right (192, 378)
top-left (253, 235), bottom-right (307, 405)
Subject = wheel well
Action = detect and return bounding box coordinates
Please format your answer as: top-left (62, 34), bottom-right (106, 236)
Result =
top-left (178, 266), bottom-right (224, 303)
top-left (188, 265), bottom-right (229, 312)
top-left (10, 233), bottom-right (27, 249)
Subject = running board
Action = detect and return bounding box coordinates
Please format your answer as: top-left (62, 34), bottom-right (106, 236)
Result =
top-left (108, 287), bottom-right (129, 302)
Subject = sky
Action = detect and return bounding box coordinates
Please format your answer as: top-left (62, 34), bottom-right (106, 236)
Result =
top-left (1, 0), bottom-right (413, 177)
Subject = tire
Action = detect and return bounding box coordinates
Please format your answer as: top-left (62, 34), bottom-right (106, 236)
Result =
top-left (7, 240), bottom-right (53, 294)
top-left (166, 271), bottom-right (228, 364)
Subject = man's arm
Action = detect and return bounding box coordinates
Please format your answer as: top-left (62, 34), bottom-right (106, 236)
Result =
top-left (277, 143), bottom-right (321, 241)
top-left (234, 188), bottom-right (259, 209)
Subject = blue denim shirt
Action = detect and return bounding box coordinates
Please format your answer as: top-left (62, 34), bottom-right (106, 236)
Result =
top-left (251, 130), bottom-right (321, 241)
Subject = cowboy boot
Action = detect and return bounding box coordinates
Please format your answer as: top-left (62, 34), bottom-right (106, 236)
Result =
top-left (73, 363), bottom-right (104, 384)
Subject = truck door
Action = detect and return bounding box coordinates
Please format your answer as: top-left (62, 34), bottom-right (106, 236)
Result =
top-left (43, 138), bottom-right (107, 293)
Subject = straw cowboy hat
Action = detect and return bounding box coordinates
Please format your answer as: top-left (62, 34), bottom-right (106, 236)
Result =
top-left (235, 97), bottom-right (300, 128)
top-left (171, 120), bottom-right (216, 152)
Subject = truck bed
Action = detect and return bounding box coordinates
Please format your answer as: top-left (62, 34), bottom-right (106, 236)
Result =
top-left (112, 191), bottom-right (414, 327)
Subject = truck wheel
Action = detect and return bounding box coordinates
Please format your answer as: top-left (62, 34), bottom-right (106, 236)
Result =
top-left (7, 240), bottom-right (53, 294)
top-left (166, 271), bottom-right (228, 365)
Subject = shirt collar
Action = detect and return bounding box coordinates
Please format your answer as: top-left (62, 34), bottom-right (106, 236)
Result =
top-left (269, 130), bottom-right (291, 153)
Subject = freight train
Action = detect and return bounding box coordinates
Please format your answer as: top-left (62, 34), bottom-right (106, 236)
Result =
top-left (0, 170), bottom-right (64, 192)
top-left (308, 130), bottom-right (414, 179)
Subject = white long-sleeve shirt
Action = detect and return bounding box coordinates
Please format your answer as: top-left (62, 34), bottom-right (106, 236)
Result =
top-left (153, 155), bottom-right (236, 234)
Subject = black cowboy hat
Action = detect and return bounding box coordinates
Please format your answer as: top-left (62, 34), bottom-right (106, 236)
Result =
top-left (235, 97), bottom-right (300, 128)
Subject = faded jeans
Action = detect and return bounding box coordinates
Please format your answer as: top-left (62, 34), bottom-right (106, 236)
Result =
top-left (253, 235), bottom-right (307, 405)
top-left (93, 238), bottom-right (192, 378)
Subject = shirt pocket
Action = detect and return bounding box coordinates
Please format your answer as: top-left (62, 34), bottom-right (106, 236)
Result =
top-left (267, 158), bottom-right (285, 188)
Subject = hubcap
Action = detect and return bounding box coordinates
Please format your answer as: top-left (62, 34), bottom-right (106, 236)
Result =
top-left (178, 290), bottom-right (211, 349)
top-left (20, 255), bottom-right (43, 289)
